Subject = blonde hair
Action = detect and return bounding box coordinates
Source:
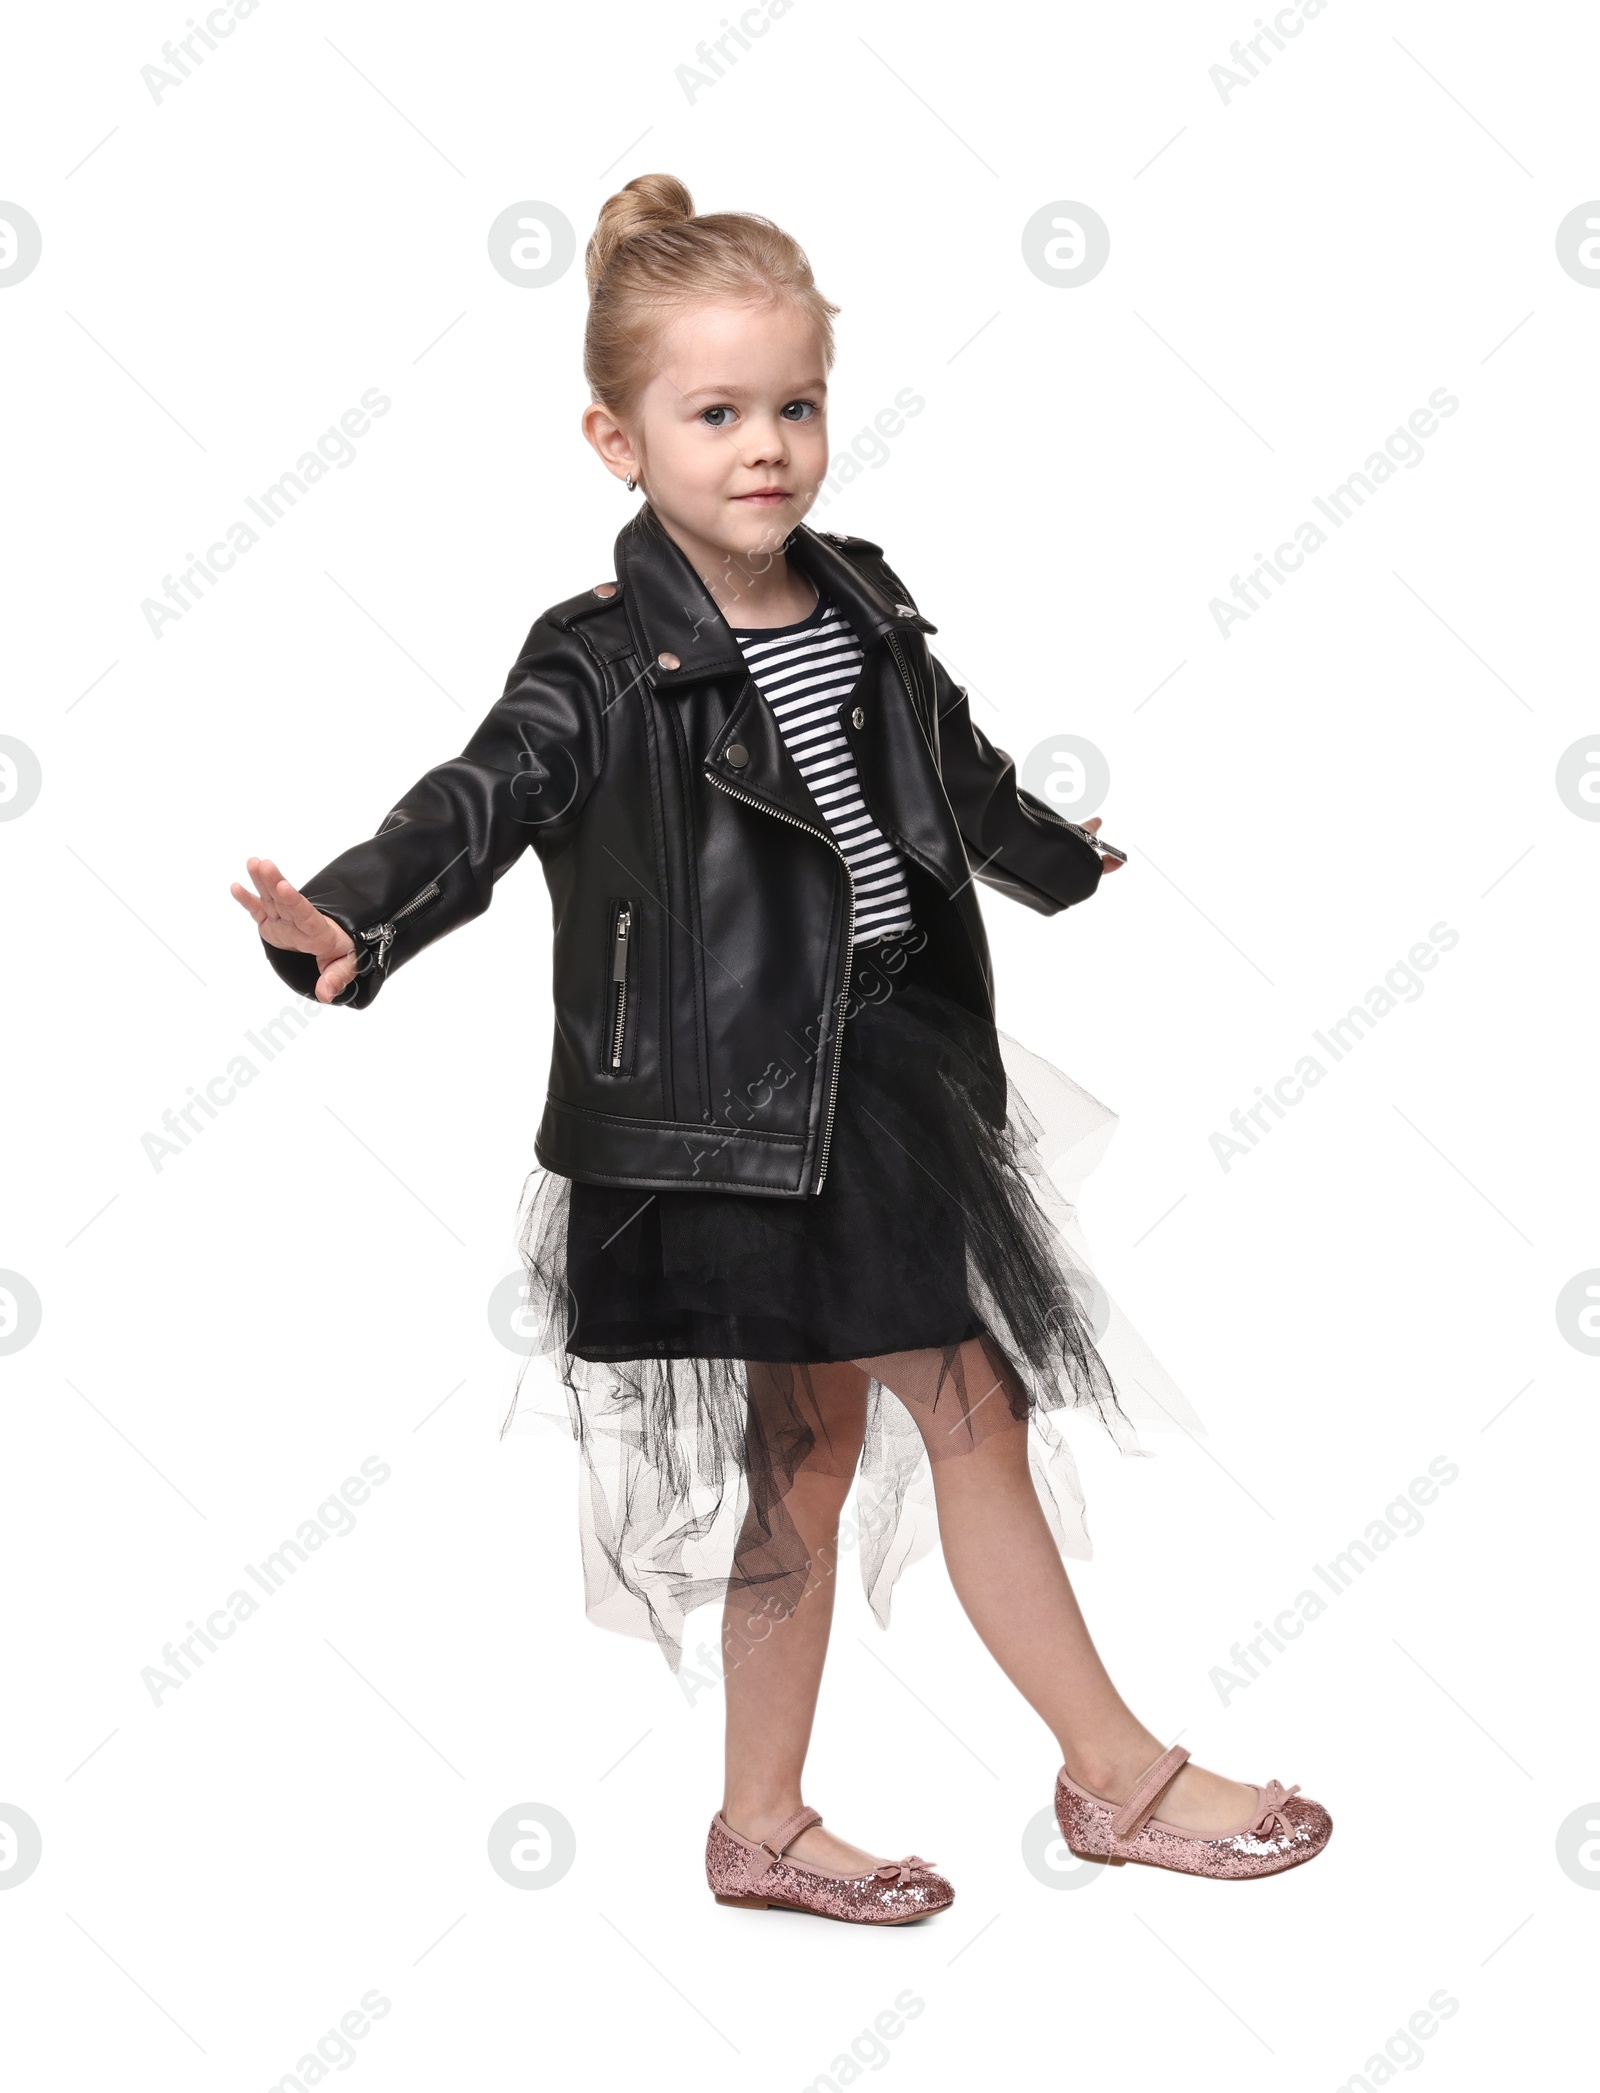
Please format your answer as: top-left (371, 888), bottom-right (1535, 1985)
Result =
top-left (583, 173), bottom-right (839, 421)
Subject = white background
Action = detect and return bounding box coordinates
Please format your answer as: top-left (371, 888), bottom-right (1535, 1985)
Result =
top-left (3, 0), bottom-right (1595, 2085)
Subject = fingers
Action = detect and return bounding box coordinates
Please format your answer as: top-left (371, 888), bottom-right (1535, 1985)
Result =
top-left (236, 858), bottom-right (359, 993)
top-left (237, 856), bottom-right (292, 938)
top-left (1082, 817), bottom-right (1102, 833)
top-left (315, 950), bottom-right (359, 1002)
top-left (274, 866), bottom-right (355, 958)
top-left (278, 877), bottom-right (343, 952)
top-left (246, 854), bottom-right (286, 906)
top-left (230, 880), bottom-right (267, 927)
top-left (256, 856), bottom-right (315, 929)
top-left (236, 858), bottom-right (353, 959)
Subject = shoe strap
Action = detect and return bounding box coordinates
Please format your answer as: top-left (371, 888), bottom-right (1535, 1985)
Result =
top-left (748, 1806), bottom-right (822, 1880)
top-left (1109, 1745), bottom-right (1191, 1841)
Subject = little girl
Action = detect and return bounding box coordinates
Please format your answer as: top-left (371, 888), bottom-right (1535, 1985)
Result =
top-left (233, 173), bottom-right (1332, 1922)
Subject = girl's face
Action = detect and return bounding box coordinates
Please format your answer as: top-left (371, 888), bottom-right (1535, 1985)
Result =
top-left (591, 298), bottom-right (830, 572)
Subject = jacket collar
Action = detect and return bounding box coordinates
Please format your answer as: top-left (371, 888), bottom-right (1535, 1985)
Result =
top-left (613, 501), bottom-right (935, 692)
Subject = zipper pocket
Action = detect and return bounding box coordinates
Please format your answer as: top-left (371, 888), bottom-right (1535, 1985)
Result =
top-left (604, 898), bottom-right (635, 1074)
top-left (356, 878), bottom-right (441, 974)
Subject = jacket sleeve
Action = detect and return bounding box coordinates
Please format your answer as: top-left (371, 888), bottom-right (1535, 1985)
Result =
top-left (929, 649), bottom-right (1105, 916)
top-left (260, 611), bottom-right (602, 1009)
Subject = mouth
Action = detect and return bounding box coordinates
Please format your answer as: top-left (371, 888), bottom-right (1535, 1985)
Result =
top-left (732, 488), bottom-right (791, 504)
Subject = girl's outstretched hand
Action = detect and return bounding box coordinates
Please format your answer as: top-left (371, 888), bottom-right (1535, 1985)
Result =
top-left (231, 856), bottom-right (359, 1002)
top-left (1082, 816), bottom-right (1124, 872)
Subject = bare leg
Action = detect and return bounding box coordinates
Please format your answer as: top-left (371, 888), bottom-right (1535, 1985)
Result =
top-left (854, 1333), bottom-right (1261, 1832)
top-left (719, 1358), bottom-right (891, 1873)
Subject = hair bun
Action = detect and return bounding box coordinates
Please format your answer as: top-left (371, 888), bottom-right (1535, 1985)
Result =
top-left (581, 179), bottom-right (839, 419)
top-left (586, 173), bottom-right (696, 295)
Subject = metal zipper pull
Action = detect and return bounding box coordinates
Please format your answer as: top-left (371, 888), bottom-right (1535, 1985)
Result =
top-left (609, 902), bottom-right (632, 1070)
top-left (356, 878), bottom-right (441, 973)
top-left (358, 920), bottom-right (398, 968)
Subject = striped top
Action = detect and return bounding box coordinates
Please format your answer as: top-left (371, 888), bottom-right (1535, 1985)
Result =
top-left (729, 592), bottom-right (916, 946)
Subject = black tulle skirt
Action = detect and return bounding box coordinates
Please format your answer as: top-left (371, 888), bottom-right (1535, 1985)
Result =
top-left (501, 925), bottom-right (1187, 1672)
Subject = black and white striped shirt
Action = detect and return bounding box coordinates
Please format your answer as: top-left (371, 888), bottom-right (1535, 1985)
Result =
top-left (729, 593), bottom-right (915, 946)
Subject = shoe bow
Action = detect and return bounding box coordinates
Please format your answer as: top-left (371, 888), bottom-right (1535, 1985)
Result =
top-left (873, 1855), bottom-right (933, 1886)
top-left (1249, 1781), bottom-right (1301, 1838)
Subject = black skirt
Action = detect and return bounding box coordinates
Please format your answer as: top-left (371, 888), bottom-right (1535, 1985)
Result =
top-left (504, 922), bottom-right (1148, 1670)
top-left (560, 927), bottom-right (993, 1363)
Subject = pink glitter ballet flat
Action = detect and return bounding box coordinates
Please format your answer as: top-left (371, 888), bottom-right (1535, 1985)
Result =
top-left (706, 1806), bottom-right (955, 1924)
top-left (1054, 1744), bottom-right (1333, 1880)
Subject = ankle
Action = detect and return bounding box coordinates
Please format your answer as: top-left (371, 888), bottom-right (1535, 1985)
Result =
top-left (721, 1793), bottom-right (805, 1838)
top-left (1059, 1728), bottom-right (1166, 1800)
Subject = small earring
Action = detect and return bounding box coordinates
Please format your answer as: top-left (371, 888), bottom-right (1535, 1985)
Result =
top-left (624, 473), bottom-right (636, 492)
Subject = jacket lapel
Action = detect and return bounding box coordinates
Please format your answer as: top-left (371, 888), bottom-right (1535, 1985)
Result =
top-left (614, 505), bottom-right (936, 686)
top-left (614, 504), bottom-right (970, 895)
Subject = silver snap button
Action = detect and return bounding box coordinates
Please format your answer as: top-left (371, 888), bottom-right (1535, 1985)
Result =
top-left (657, 650), bottom-right (681, 670)
top-left (726, 742), bottom-right (748, 767)
top-left (593, 581), bottom-right (617, 598)
top-left (850, 704), bottom-right (865, 729)
top-left (894, 604), bottom-right (917, 618)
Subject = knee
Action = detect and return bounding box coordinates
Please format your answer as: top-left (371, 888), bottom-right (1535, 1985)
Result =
top-left (795, 1432), bottom-right (866, 1491)
top-left (748, 1360), bottom-right (869, 1474)
top-left (797, 1373), bottom-right (870, 1483)
top-left (877, 1341), bottom-right (1031, 1463)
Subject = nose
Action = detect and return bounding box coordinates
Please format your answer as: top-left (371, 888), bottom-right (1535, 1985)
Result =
top-left (742, 414), bottom-right (790, 467)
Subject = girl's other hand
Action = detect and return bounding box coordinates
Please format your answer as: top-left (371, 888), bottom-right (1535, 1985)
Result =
top-left (231, 856), bottom-right (359, 1002)
top-left (1082, 816), bottom-right (1123, 872)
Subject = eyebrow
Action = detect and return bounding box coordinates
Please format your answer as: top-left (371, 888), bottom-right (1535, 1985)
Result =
top-left (680, 379), bottom-right (828, 402)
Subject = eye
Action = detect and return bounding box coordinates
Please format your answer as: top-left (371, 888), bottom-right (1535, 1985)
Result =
top-left (700, 404), bottom-right (735, 427)
top-left (782, 400), bottom-right (819, 422)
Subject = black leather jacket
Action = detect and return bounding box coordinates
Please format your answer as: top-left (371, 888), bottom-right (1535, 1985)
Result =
top-left (262, 504), bottom-right (1106, 1198)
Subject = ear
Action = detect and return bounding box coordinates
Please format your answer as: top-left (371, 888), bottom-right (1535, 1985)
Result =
top-left (581, 400), bottom-right (639, 485)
